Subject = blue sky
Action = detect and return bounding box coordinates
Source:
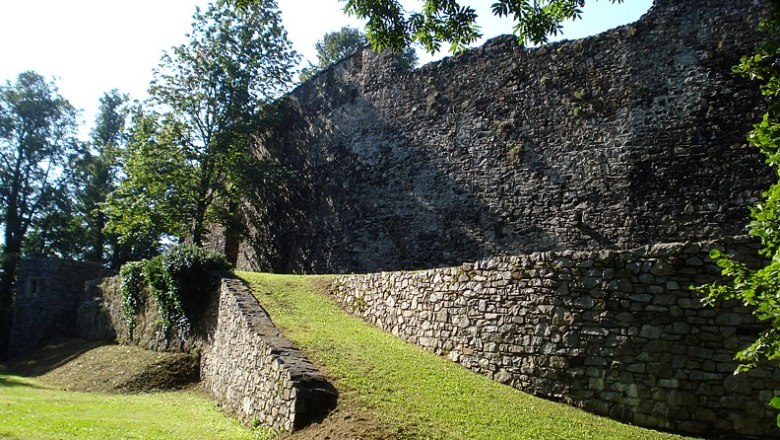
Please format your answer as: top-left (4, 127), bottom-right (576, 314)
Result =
top-left (0, 0), bottom-right (653, 134)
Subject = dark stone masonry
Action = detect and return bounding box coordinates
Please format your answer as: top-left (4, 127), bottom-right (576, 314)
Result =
top-left (9, 258), bottom-right (105, 358)
top-left (237, 0), bottom-right (772, 275)
top-left (330, 237), bottom-right (779, 438)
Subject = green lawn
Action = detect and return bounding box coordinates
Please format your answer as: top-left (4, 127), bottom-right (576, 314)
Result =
top-left (239, 272), bottom-right (700, 440)
top-left (0, 375), bottom-right (273, 440)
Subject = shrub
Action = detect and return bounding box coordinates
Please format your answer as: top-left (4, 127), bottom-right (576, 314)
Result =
top-left (121, 245), bottom-right (232, 332)
top-left (119, 261), bottom-right (147, 339)
top-left (160, 245), bottom-right (232, 322)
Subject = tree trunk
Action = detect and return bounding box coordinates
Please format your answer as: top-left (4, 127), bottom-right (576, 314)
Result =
top-left (0, 180), bottom-right (22, 361)
top-left (192, 194), bottom-right (209, 247)
top-left (0, 234), bottom-right (21, 361)
top-left (192, 216), bottom-right (205, 247)
top-left (223, 200), bottom-right (242, 266)
top-left (91, 211), bottom-right (106, 263)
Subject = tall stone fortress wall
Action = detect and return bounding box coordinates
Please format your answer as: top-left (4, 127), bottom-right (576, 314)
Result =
top-left (239, 0), bottom-right (771, 274)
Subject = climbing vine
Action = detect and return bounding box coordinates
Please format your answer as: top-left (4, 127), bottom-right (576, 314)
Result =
top-left (119, 245), bottom-right (232, 334)
top-left (119, 261), bottom-right (146, 340)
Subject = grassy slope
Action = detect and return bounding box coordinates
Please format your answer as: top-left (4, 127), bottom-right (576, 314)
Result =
top-left (0, 375), bottom-right (273, 440)
top-left (240, 272), bottom-right (700, 440)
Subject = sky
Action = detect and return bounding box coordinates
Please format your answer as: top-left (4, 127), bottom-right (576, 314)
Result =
top-left (0, 0), bottom-right (653, 136)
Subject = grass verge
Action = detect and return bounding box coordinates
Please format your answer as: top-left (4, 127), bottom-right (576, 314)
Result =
top-left (239, 271), bottom-right (700, 440)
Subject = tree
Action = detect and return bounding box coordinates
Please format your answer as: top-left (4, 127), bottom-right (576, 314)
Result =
top-left (106, 0), bottom-right (298, 255)
top-left (24, 90), bottom-right (132, 264)
top-left (233, 0), bottom-right (623, 54)
top-left (79, 90), bottom-right (129, 265)
top-left (104, 109), bottom-right (190, 259)
top-left (316, 26), bottom-right (369, 66)
top-left (21, 166), bottom-right (86, 259)
top-left (695, 0), bottom-right (780, 422)
top-left (0, 71), bottom-right (79, 360)
top-left (300, 26), bottom-right (417, 82)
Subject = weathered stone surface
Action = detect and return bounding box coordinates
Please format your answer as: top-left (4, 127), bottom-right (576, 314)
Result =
top-left (232, 0), bottom-right (770, 274)
top-left (330, 238), bottom-right (780, 439)
top-left (201, 279), bottom-right (337, 431)
top-left (9, 258), bottom-right (106, 358)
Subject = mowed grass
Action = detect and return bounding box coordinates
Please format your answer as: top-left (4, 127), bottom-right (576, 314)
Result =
top-left (0, 375), bottom-right (273, 440)
top-left (239, 272), bottom-right (700, 440)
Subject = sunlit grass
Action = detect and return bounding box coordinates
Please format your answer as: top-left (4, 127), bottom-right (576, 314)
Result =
top-left (239, 271), bottom-right (700, 440)
top-left (0, 375), bottom-right (273, 440)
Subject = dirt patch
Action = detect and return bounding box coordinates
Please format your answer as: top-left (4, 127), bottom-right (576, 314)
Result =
top-left (279, 389), bottom-right (417, 440)
top-left (1, 338), bottom-right (199, 393)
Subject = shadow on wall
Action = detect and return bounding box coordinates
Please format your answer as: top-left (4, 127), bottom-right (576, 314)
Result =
top-left (247, 63), bottom-right (561, 274)
top-left (240, 0), bottom-right (769, 274)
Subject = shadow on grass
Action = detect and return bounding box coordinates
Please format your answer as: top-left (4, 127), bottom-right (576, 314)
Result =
top-left (0, 374), bottom-right (45, 390)
top-left (2, 338), bottom-right (105, 377)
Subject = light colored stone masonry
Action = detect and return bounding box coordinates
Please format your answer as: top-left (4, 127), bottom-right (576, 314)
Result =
top-left (330, 238), bottom-right (780, 439)
top-left (201, 279), bottom-right (337, 430)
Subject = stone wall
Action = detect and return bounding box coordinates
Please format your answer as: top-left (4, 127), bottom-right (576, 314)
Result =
top-left (77, 276), bottom-right (337, 431)
top-left (77, 276), bottom-right (203, 354)
top-left (330, 237), bottom-right (780, 439)
top-left (9, 258), bottom-right (105, 358)
top-left (239, 0), bottom-right (771, 274)
top-left (201, 279), bottom-right (337, 430)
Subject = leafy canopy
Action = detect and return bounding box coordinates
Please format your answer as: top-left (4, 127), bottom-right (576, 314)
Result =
top-left (341, 0), bottom-right (623, 54)
top-left (231, 0), bottom-right (624, 54)
top-left (300, 26), bottom-right (417, 82)
top-left (316, 26), bottom-right (369, 67)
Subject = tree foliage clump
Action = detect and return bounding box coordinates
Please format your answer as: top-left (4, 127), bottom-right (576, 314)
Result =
top-left (695, 0), bottom-right (780, 418)
top-left (106, 0), bottom-right (298, 250)
top-left (339, 0), bottom-right (623, 54)
top-left (119, 260), bottom-right (147, 339)
top-left (17, 89), bottom-right (139, 268)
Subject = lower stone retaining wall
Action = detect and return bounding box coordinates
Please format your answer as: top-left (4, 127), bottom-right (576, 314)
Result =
top-left (330, 237), bottom-right (780, 439)
top-left (77, 276), bottom-right (203, 353)
top-left (201, 279), bottom-right (337, 430)
top-left (76, 276), bottom-right (337, 431)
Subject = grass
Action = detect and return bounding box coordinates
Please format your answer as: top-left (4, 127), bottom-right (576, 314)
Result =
top-left (239, 272), bottom-right (701, 440)
top-left (0, 375), bottom-right (274, 440)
